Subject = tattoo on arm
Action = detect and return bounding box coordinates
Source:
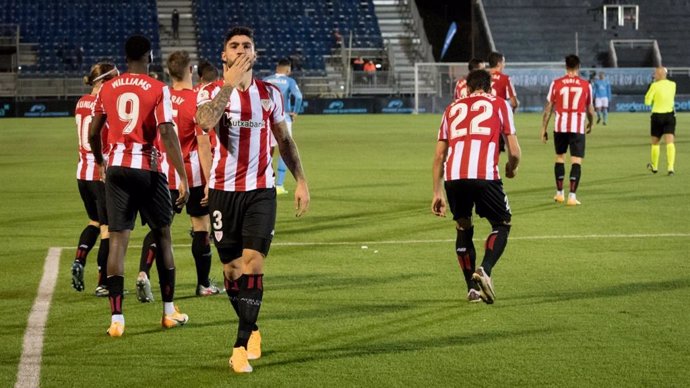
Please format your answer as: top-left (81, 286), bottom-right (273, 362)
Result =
top-left (273, 122), bottom-right (306, 181)
top-left (196, 85), bottom-right (233, 130)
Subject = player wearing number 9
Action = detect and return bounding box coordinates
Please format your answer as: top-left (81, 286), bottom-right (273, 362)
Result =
top-left (432, 69), bottom-right (521, 305)
top-left (88, 35), bottom-right (190, 337)
top-left (540, 54), bottom-right (595, 206)
top-left (71, 62), bottom-right (118, 296)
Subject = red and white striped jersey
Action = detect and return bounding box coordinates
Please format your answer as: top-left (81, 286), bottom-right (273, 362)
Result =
top-left (438, 92), bottom-right (516, 181)
top-left (197, 79), bottom-right (285, 192)
top-left (454, 78), bottom-right (468, 100)
top-left (547, 75), bottom-right (593, 134)
top-left (75, 94), bottom-right (109, 180)
top-left (158, 88), bottom-right (207, 189)
top-left (490, 71), bottom-right (517, 101)
top-left (93, 73), bottom-right (173, 172)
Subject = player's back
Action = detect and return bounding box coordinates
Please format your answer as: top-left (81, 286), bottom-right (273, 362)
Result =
top-left (439, 92), bottom-right (515, 181)
top-left (548, 75), bottom-right (592, 133)
top-left (75, 94), bottom-right (107, 180)
top-left (454, 78), bottom-right (468, 100)
top-left (490, 71), bottom-right (516, 100)
top-left (95, 73), bottom-right (172, 171)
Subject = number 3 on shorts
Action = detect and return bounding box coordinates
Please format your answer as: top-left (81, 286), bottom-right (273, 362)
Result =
top-left (212, 210), bottom-right (223, 230)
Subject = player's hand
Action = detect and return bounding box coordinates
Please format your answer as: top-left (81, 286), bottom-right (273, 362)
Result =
top-left (294, 180), bottom-right (310, 217)
top-left (176, 181), bottom-right (189, 210)
top-left (586, 122), bottom-right (593, 134)
top-left (97, 163), bottom-right (106, 183)
top-left (431, 195), bottom-right (446, 217)
top-left (505, 163), bottom-right (517, 179)
top-left (200, 184), bottom-right (209, 207)
top-left (223, 53), bottom-right (254, 88)
top-left (540, 128), bottom-right (548, 143)
top-left (289, 112), bottom-right (297, 122)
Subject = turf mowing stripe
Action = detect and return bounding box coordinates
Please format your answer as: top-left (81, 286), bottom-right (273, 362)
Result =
top-left (15, 247), bottom-right (61, 388)
top-left (53, 232), bottom-right (690, 250)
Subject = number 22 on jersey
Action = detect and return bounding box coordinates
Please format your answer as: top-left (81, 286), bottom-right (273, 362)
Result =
top-left (449, 100), bottom-right (493, 139)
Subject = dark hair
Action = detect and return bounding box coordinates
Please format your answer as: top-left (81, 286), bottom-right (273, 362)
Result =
top-left (487, 51), bottom-right (504, 68)
top-left (468, 58), bottom-right (484, 72)
top-left (565, 54), bottom-right (580, 69)
top-left (197, 59), bottom-right (218, 82)
top-left (466, 69), bottom-right (492, 93)
top-left (166, 50), bottom-right (190, 81)
top-left (224, 26), bottom-right (254, 47)
top-left (125, 35), bottom-right (151, 61)
top-left (83, 62), bottom-right (117, 86)
top-left (277, 58), bottom-right (292, 67)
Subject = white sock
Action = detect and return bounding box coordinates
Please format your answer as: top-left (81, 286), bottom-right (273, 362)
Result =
top-left (111, 314), bottom-right (125, 325)
top-left (568, 192), bottom-right (577, 199)
top-left (164, 302), bottom-right (175, 315)
top-left (557, 190), bottom-right (564, 196)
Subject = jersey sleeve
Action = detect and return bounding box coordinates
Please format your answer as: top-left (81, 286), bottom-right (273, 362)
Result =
top-left (93, 91), bottom-right (105, 115)
top-left (500, 99), bottom-right (516, 136)
top-left (155, 85), bottom-right (174, 126)
top-left (546, 81), bottom-right (556, 103)
top-left (197, 82), bottom-right (220, 107)
top-left (269, 85), bottom-right (286, 124)
top-left (644, 83), bottom-right (656, 106)
top-left (506, 75), bottom-right (517, 99)
top-left (437, 106), bottom-right (450, 141)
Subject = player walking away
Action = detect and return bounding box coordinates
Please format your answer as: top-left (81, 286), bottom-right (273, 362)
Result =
top-left (487, 51), bottom-right (519, 112)
top-left (432, 69), bottom-right (521, 305)
top-left (540, 54), bottom-right (594, 206)
top-left (135, 51), bottom-right (220, 302)
top-left (264, 58), bottom-right (303, 195)
top-left (453, 58), bottom-right (485, 100)
top-left (88, 35), bottom-right (190, 337)
top-left (645, 67), bottom-right (677, 176)
top-left (593, 72), bottom-right (612, 125)
top-left (196, 26), bottom-right (310, 373)
top-left (72, 62), bottom-right (118, 296)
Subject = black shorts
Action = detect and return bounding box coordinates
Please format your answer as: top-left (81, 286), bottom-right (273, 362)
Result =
top-left (169, 187), bottom-right (209, 216)
top-left (105, 166), bottom-right (173, 232)
top-left (651, 112), bottom-right (676, 138)
top-left (445, 179), bottom-right (511, 223)
top-left (554, 132), bottom-right (586, 158)
top-left (208, 188), bottom-right (276, 261)
top-left (78, 179), bottom-right (107, 225)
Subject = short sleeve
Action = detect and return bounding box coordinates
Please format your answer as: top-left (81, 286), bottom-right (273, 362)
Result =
top-left (500, 99), bottom-right (516, 136)
top-left (506, 76), bottom-right (517, 99)
top-left (197, 82), bottom-right (220, 107)
top-left (437, 106), bottom-right (450, 141)
top-left (155, 85), bottom-right (174, 126)
top-left (93, 91), bottom-right (105, 115)
top-left (546, 81), bottom-right (556, 103)
top-left (269, 85), bottom-right (286, 124)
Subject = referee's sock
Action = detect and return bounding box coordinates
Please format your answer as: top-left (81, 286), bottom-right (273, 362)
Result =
top-left (651, 144), bottom-right (660, 171)
top-left (75, 225), bottom-right (99, 265)
top-left (667, 143), bottom-right (676, 172)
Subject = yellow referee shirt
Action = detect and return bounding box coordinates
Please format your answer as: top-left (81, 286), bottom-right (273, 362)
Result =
top-left (645, 79), bottom-right (676, 113)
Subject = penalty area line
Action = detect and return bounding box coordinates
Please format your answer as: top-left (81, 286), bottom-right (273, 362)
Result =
top-left (15, 247), bottom-right (61, 388)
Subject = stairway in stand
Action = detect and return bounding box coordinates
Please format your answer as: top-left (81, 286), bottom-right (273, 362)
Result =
top-left (155, 0), bottom-right (199, 67)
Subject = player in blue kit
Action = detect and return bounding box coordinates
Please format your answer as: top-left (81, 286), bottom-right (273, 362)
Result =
top-left (264, 58), bottom-right (303, 195)
top-left (592, 72), bottom-right (612, 125)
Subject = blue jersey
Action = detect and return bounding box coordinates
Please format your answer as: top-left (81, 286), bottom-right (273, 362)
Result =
top-left (592, 79), bottom-right (611, 99)
top-left (263, 73), bottom-right (303, 122)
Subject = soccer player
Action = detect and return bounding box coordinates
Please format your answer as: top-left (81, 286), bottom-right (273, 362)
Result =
top-left (453, 58), bottom-right (485, 100)
top-left (88, 35), bottom-right (190, 337)
top-left (540, 54), bottom-right (594, 206)
top-left (645, 67), bottom-right (677, 176)
top-left (72, 61), bottom-right (118, 296)
top-left (195, 26), bottom-right (310, 373)
top-left (432, 69), bottom-right (521, 305)
top-left (135, 51), bottom-right (219, 302)
top-left (194, 59), bottom-right (219, 92)
top-left (487, 51), bottom-right (519, 112)
top-left (264, 58), bottom-right (303, 195)
top-left (593, 72), bottom-right (612, 125)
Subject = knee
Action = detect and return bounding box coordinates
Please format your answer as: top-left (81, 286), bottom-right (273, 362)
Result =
top-left (455, 218), bottom-right (473, 231)
top-left (490, 220), bottom-right (511, 232)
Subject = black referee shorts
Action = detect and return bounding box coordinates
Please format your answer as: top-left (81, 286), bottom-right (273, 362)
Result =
top-left (105, 166), bottom-right (173, 232)
top-left (77, 179), bottom-right (107, 225)
top-left (651, 112), bottom-right (676, 138)
top-left (445, 179), bottom-right (511, 223)
top-left (208, 188), bottom-right (276, 261)
top-left (553, 132), bottom-right (586, 158)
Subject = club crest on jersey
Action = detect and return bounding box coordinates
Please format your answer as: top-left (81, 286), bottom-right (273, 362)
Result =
top-left (199, 89), bottom-right (210, 100)
top-left (214, 231), bottom-right (223, 242)
top-left (260, 99), bottom-right (273, 112)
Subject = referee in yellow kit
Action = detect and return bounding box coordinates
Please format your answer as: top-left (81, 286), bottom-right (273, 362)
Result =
top-left (645, 67), bottom-right (677, 176)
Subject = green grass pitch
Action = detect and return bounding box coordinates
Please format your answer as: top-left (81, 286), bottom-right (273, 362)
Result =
top-left (1, 112), bottom-right (689, 387)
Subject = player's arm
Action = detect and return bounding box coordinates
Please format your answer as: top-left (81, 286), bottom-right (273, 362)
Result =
top-left (289, 80), bottom-right (303, 120)
top-left (271, 120), bottom-right (310, 216)
top-left (505, 135), bottom-right (521, 178)
top-left (88, 113), bottom-right (106, 165)
top-left (196, 131), bottom-right (212, 206)
top-left (160, 123), bottom-right (189, 207)
top-left (644, 83), bottom-right (655, 106)
top-left (195, 54), bottom-right (253, 130)
top-left (585, 102), bottom-right (595, 134)
top-left (431, 140), bottom-right (449, 217)
top-left (540, 100), bottom-right (553, 143)
top-left (509, 96), bottom-right (519, 112)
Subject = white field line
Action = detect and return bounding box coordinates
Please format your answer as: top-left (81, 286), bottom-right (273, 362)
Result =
top-left (52, 232), bottom-right (690, 250)
top-left (15, 247), bottom-right (61, 388)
